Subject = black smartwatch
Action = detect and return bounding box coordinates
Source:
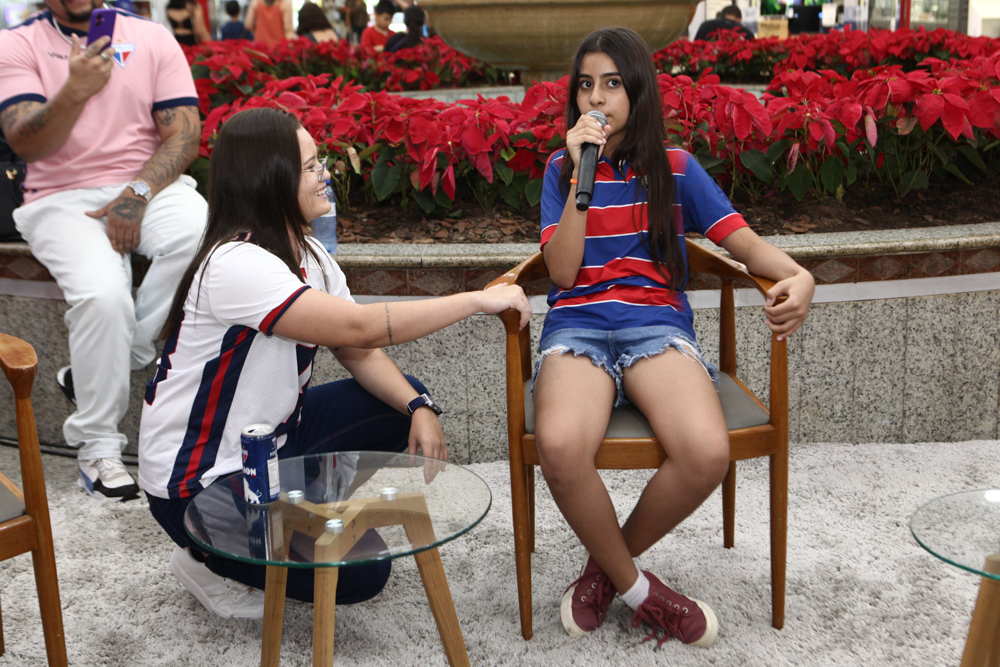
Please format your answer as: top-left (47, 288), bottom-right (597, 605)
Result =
top-left (407, 393), bottom-right (443, 416)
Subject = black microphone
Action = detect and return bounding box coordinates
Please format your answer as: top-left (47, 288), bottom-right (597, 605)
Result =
top-left (575, 110), bottom-right (607, 212)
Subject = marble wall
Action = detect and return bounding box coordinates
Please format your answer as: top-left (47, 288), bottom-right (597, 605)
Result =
top-left (2, 288), bottom-right (999, 464)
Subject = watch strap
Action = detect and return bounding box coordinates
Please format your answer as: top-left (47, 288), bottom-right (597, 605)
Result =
top-left (407, 393), bottom-right (442, 415)
top-left (127, 180), bottom-right (152, 203)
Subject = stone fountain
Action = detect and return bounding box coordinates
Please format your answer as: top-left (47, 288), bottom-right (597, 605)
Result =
top-left (416, 0), bottom-right (698, 84)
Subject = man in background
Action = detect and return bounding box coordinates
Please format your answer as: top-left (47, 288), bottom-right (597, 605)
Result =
top-left (694, 5), bottom-right (755, 40)
top-left (0, 0), bottom-right (207, 500)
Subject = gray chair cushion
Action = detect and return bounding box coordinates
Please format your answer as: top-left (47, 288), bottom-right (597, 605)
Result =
top-left (0, 482), bottom-right (26, 523)
top-left (524, 373), bottom-right (769, 437)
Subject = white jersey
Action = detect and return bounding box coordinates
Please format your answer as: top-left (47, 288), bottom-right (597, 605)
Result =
top-left (138, 236), bottom-right (353, 500)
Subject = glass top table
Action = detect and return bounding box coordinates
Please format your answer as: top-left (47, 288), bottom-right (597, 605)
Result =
top-left (184, 451), bottom-right (490, 667)
top-left (910, 489), bottom-right (1000, 582)
top-left (909, 489), bottom-right (1000, 666)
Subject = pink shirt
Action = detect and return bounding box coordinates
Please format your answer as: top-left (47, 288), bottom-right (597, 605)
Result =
top-left (0, 9), bottom-right (198, 204)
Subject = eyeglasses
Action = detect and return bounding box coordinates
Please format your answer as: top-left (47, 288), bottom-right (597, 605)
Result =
top-left (302, 156), bottom-right (328, 183)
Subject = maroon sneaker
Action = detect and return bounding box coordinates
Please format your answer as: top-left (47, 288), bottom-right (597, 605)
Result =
top-left (629, 572), bottom-right (718, 648)
top-left (560, 553), bottom-right (617, 637)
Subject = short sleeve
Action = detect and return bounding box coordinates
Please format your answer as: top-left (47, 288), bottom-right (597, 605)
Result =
top-left (150, 23), bottom-right (198, 110)
top-left (0, 30), bottom-right (46, 113)
top-left (539, 150), bottom-right (567, 250)
top-left (674, 151), bottom-right (748, 244)
top-left (204, 244), bottom-right (311, 336)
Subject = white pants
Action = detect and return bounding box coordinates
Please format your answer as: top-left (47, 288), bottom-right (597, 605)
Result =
top-left (13, 177), bottom-right (207, 460)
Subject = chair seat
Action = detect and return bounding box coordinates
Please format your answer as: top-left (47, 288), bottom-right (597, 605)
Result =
top-left (523, 373), bottom-right (770, 437)
top-left (0, 482), bottom-right (26, 523)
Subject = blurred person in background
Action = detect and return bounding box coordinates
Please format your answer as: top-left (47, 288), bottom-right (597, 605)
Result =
top-left (220, 0), bottom-right (252, 40)
top-left (342, 0), bottom-right (368, 44)
top-left (166, 0), bottom-right (211, 45)
top-left (384, 4), bottom-right (424, 52)
top-left (245, 0), bottom-right (293, 46)
top-left (297, 2), bottom-right (337, 43)
top-left (360, 0), bottom-right (395, 51)
top-left (694, 4), bottom-right (755, 40)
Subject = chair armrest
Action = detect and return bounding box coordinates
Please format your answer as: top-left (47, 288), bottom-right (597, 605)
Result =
top-left (0, 333), bottom-right (37, 400)
top-left (686, 239), bottom-right (777, 298)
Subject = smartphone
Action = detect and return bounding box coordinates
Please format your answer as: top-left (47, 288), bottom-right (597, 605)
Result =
top-left (87, 8), bottom-right (117, 47)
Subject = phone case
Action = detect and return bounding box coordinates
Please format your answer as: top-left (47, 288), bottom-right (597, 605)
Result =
top-left (87, 8), bottom-right (117, 46)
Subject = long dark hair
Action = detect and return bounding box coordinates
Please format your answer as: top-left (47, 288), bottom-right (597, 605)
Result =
top-left (161, 108), bottom-right (322, 338)
top-left (401, 5), bottom-right (424, 49)
top-left (296, 2), bottom-right (333, 35)
top-left (560, 27), bottom-right (682, 290)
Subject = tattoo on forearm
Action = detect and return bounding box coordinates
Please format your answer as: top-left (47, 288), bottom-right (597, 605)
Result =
top-left (110, 198), bottom-right (145, 224)
top-left (138, 106), bottom-right (200, 189)
top-left (385, 303), bottom-right (394, 346)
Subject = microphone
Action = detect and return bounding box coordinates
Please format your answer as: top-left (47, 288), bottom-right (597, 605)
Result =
top-left (575, 110), bottom-right (607, 212)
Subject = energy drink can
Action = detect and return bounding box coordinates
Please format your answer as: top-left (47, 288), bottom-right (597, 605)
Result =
top-left (241, 424), bottom-right (280, 504)
top-left (246, 502), bottom-right (284, 560)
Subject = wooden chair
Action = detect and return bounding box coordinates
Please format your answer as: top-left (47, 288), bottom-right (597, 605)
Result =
top-left (485, 240), bottom-right (788, 640)
top-left (0, 333), bottom-right (67, 665)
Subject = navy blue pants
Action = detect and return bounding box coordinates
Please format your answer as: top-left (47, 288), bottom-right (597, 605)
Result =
top-left (147, 376), bottom-right (423, 604)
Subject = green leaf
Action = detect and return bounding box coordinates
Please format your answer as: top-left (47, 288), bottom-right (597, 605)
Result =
top-left (695, 153), bottom-right (725, 171)
top-left (412, 187), bottom-right (437, 214)
top-left (786, 164), bottom-right (813, 201)
top-left (499, 184), bottom-right (522, 209)
top-left (958, 144), bottom-right (987, 172)
top-left (819, 158), bottom-right (845, 195)
top-left (766, 139), bottom-right (791, 163)
top-left (835, 139), bottom-right (850, 159)
top-left (739, 149), bottom-right (774, 183)
top-left (434, 187), bottom-right (453, 209)
top-left (495, 162), bottom-right (514, 186)
top-left (846, 160), bottom-right (858, 186)
top-left (525, 178), bottom-right (544, 207)
top-left (899, 170), bottom-right (929, 196)
top-left (943, 162), bottom-right (974, 185)
top-left (925, 141), bottom-right (950, 166)
top-left (447, 209), bottom-right (464, 218)
top-left (371, 161), bottom-right (401, 202)
top-left (190, 65), bottom-right (210, 79)
top-left (357, 144), bottom-right (380, 162)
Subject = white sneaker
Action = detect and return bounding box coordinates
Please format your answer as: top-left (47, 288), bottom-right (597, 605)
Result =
top-left (77, 457), bottom-right (139, 501)
top-left (169, 546), bottom-right (266, 620)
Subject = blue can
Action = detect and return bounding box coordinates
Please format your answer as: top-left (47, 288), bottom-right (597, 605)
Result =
top-left (241, 424), bottom-right (280, 504)
top-left (246, 503), bottom-right (284, 560)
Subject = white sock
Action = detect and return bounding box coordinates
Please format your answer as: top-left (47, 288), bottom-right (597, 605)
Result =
top-left (621, 571), bottom-right (650, 611)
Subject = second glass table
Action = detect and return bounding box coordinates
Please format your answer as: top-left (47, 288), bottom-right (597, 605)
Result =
top-left (910, 489), bottom-right (1000, 667)
top-left (185, 451), bottom-right (492, 667)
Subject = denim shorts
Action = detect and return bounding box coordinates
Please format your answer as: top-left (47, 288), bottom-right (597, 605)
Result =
top-left (533, 326), bottom-right (718, 408)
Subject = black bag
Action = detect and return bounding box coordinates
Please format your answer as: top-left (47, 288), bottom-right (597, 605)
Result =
top-left (0, 133), bottom-right (26, 243)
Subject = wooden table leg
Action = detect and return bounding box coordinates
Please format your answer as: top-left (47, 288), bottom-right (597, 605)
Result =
top-left (261, 566), bottom-right (288, 667)
top-left (413, 548), bottom-right (471, 667)
top-left (960, 553), bottom-right (1000, 667)
top-left (313, 566), bottom-right (339, 667)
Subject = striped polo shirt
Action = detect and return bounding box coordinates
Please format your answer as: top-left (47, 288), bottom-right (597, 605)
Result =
top-left (539, 148), bottom-right (748, 341)
top-left (138, 236), bottom-right (354, 500)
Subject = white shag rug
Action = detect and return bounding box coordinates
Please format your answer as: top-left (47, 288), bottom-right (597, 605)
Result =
top-left (0, 440), bottom-right (997, 667)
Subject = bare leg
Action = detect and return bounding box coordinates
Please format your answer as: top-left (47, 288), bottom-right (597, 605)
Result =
top-left (619, 350), bottom-right (730, 557)
top-left (533, 354), bottom-right (639, 593)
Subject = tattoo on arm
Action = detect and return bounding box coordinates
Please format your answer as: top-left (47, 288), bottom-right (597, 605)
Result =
top-left (0, 100), bottom-right (52, 138)
top-left (137, 106), bottom-right (200, 191)
top-left (385, 303), bottom-right (394, 346)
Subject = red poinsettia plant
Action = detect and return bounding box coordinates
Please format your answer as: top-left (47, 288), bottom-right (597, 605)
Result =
top-left (189, 28), bottom-right (1000, 214)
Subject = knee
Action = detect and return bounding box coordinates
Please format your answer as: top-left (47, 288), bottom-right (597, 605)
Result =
top-left (680, 434), bottom-right (730, 494)
top-left (73, 284), bottom-right (134, 324)
top-left (535, 431), bottom-right (592, 488)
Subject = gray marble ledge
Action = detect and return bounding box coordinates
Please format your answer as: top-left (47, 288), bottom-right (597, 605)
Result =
top-left (5, 222), bottom-right (1000, 268)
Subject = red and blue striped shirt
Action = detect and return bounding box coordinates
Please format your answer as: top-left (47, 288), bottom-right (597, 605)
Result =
top-left (540, 148), bottom-right (748, 340)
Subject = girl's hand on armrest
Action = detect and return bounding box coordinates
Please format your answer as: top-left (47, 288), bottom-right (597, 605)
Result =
top-left (764, 269), bottom-right (815, 340)
top-left (480, 284), bottom-right (532, 329)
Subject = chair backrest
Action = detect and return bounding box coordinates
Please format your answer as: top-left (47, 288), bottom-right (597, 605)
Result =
top-left (0, 333), bottom-right (49, 536)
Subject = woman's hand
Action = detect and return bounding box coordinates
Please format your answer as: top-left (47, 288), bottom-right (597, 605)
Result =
top-left (479, 284), bottom-right (532, 330)
top-left (764, 269), bottom-right (815, 340)
top-left (409, 408), bottom-right (447, 483)
top-left (565, 113), bottom-right (609, 174)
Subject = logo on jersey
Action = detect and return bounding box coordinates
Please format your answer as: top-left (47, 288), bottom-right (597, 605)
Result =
top-left (111, 42), bottom-right (135, 68)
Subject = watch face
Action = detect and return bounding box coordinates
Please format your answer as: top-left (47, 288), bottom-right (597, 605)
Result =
top-left (130, 181), bottom-right (151, 201)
